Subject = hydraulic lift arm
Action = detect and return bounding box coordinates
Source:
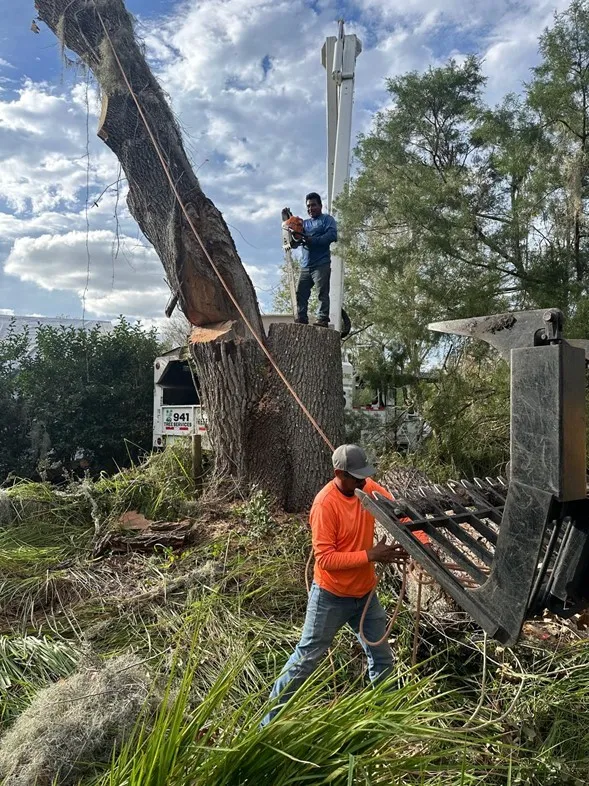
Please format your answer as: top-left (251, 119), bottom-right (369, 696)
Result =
top-left (322, 21), bottom-right (361, 333)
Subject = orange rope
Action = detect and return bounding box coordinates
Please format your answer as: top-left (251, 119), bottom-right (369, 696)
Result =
top-left (407, 559), bottom-right (436, 586)
top-left (411, 567), bottom-right (423, 666)
top-left (95, 10), bottom-right (335, 453)
top-left (305, 547), bottom-right (314, 594)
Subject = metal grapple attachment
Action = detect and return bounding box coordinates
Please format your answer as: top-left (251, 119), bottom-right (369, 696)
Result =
top-left (358, 308), bottom-right (589, 646)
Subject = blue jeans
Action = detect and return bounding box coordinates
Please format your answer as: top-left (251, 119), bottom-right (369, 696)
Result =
top-left (260, 582), bottom-right (393, 726)
top-left (296, 264), bottom-right (330, 323)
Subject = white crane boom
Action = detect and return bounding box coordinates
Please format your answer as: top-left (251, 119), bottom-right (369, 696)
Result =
top-left (321, 20), bottom-right (361, 332)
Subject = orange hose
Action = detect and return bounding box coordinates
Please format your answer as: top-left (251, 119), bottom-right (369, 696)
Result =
top-left (305, 547), bottom-right (314, 593)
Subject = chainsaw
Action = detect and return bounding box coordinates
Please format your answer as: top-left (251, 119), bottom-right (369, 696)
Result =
top-left (281, 207), bottom-right (306, 250)
top-left (281, 208), bottom-right (305, 318)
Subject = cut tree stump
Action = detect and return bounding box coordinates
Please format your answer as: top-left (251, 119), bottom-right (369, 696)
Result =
top-left (191, 322), bottom-right (344, 511)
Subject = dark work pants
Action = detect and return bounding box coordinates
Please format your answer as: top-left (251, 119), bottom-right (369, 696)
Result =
top-left (296, 264), bottom-right (331, 323)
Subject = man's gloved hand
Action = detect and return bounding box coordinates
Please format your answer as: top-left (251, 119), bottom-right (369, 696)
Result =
top-left (291, 230), bottom-right (306, 245)
top-left (367, 536), bottom-right (409, 565)
top-left (287, 231), bottom-right (304, 249)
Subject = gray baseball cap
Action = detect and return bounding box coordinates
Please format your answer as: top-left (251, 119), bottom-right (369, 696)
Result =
top-left (332, 444), bottom-right (376, 479)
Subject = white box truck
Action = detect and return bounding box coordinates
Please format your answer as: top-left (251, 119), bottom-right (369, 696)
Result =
top-left (152, 347), bottom-right (210, 450)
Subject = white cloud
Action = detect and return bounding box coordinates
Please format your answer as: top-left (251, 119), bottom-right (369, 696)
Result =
top-left (0, 0), bottom-right (577, 322)
top-left (353, 0), bottom-right (546, 30)
top-left (0, 80), bottom-right (69, 134)
top-left (4, 230), bottom-right (169, 319)
top-left (0, 80), bottom-right (116, 214)
top-left (3, 226), bottom-right (273, 321)
top-left (0, 208), bottom-right (88, 240)
top-left (480, 0), bottom-right (570, 102)
top-left (0, 308), bottom-right (15, 315)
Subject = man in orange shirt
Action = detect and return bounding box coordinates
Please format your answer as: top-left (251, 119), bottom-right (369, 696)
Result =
top-left (261, 444), bottom-right (406, 726)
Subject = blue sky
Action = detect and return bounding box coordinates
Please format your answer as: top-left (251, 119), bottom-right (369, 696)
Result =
top-left (0, 0), bottom-right (570, 328)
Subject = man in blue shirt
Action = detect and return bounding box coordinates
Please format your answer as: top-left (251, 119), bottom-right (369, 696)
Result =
top-left (295, 192), bottom-right (338, 327)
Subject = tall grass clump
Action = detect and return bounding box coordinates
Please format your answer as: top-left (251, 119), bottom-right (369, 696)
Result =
top-left (0, 634), bottom-right (82, 731)
top-left (0, 447), bottom-right (200, 626)
top-left (94, 445), bottom-right (196, 522)
top-left (508, 643), bottom-right (589, 784)
top-left (0, 482), bottom-right (97, 624)
top-left (99, 620), bottom-right (507, 786)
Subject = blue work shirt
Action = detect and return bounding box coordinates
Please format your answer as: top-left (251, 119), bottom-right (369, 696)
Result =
top-left (301, 213), bottom-right (337, 269)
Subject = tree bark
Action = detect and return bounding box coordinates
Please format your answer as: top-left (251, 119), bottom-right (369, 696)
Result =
top-left (36, 0), bottom-right (344, 509)
top-left (191, 323), bottom-right (344, 511)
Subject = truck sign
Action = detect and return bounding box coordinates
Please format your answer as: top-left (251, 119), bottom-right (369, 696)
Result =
top-left (163, 407), bottom-right (194, 434)
top-left (154, 404), bottom-right (210, 450)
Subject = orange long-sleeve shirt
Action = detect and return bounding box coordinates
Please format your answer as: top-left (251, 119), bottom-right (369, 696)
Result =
top-left (311, 478), bottom-right (393, 598)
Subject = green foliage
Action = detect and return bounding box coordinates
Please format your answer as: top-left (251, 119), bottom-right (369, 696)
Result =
top-left (506, 643), bottom-right (589, 785)
top-left (337, 2), bottom-right (589, 474)
top-left (272, 259), bottom-right (298, 315)
top-left (0, 319), bottom-right (162, 482)
top-left (339, 56), bottom-right (505, 362)
top-left (414, 354), bottom-right (510, 479)
top-left (101, 649), bottom-right (496, 786)
top-left (95, 444), bottom-right (196, 521)
top-left (0, 322), bottom-right (31, 481)
top-left (527, 0), bottom-right (589, 288)
top-left (272, 257), bottom-right (319, 317)
top-left (234, 485), bottom-right (275, 536)
top-left (0, 509), bottom-right (96, 622)
top-left (5, 6), bottom-right (589, 781)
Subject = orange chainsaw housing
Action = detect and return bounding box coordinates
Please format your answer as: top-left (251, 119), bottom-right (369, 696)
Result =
top-left (283, 215), bottom-right (304, 236)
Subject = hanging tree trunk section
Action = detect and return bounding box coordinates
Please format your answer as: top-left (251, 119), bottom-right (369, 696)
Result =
top-left (36, 0), bottom-right (344, 510)
top-left (35, 0), bottom-right (262, 335)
